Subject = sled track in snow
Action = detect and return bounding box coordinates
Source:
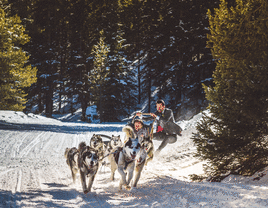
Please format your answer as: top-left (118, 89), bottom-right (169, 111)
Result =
top-left (0, 126), bottom-right (198, 207)
top-left (1, 118), bottom-right (268, 207)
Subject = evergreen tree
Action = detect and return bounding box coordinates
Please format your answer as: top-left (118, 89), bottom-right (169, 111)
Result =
top-left (7, 0), bottom-right (217, 121)
top-left (192, 0), bottom-right (268, 181)
top-left (122, 0), bottom-right (216, 118)
top-left (87, 0), bottom-right (137, 122)
top-left (103, 28), bottom-right (136, 121)
top-left (90, 30), bottom-right (110, 122)
top-left (0, 5), bottom-right (37, 111)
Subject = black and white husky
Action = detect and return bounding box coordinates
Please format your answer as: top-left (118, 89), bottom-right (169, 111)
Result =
top-left (109, 126), bottom-right (147, 191)
top-left (78, 142), bottom-right (99, 194)
top-left (64, 147), bottom-right (79, 183)
top-left (122, 125), bottom-right (154, 165)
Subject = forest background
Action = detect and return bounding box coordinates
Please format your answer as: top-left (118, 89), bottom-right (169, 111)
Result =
top-left (1, 0), bottom-right (268, 182)
top-left (1, 0), bottom-right (237, 122)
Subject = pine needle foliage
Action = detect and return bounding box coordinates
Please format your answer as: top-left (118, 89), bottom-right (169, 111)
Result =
top-left (0, 6), bottom-right (37, 111)
top-left (191, 0), bottom-right (268, 181)
top-left (90, 30), bottom-right (110, 122)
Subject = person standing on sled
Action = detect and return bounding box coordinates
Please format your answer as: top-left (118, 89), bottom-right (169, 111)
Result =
top-left (136, 99), bottom-right (182, 155)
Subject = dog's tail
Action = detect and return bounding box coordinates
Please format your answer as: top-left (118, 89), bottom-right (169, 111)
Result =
top-left (122, 125), bottom-right (135, 139)
top-left (64, 148), bottom-right (70, 159)
top-left (78, 141), bottom-right (87, 152)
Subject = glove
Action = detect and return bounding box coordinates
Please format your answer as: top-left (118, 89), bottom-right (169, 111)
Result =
top-left (157, 126), bottom-right (163, 132)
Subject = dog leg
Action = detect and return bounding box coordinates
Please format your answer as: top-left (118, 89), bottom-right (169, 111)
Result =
top-left (145, 155), bottom-right (153, 166)
top-left (117, 153), bottom-right (128, 190)
top-left (126, 162), bottom-right (135, 186)
top-left (71, 170), bottom-right (76, 183)
top-left (86, 174), bottom-right (96, 193)
top-left (124, 163), bottom-right (134, 191)
top-left (80, 170), bottom-right (88, 194)
top-left (110, 157), bottom-right (117, 181)
top-left (118, 165), bottom-right (127, 190)
top-left (132, 160), bottom-right (145, 188)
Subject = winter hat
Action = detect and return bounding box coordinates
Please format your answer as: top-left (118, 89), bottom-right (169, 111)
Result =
top-left (133, 119), bottom-right (144, 126)
top-left (156, 99), bottom-right (165, 106)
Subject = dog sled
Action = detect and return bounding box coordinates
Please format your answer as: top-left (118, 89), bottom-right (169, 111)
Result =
top-left (134, 112), bottom-right (182, 135)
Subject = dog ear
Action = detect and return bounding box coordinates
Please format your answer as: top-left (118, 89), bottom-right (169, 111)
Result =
top-left (141, 143), bottom-right (145, 149)
top-left (125, 138), bottom-right (132, 147)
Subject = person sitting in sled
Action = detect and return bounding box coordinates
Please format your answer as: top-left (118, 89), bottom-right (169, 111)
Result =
top-left (136, 99), bottom-right (182, 155)
top-left (128, 118), bottom-right (150, 143)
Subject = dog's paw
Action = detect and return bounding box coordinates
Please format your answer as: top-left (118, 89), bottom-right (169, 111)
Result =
top-left (83, 188), bottom-right (91, 194)
top-left (125, 185), bottom-right (131, 191)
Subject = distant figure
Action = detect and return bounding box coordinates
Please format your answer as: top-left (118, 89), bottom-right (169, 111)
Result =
top-left (136, 99), bottom-right (182, 155)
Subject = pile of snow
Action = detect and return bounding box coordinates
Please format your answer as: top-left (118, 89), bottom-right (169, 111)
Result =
top-left (0, 110), bottom-right (62, 125)
top-left (54, 106), bottom-right (100, 123)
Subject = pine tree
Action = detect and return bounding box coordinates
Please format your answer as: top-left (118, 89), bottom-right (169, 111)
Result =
top-left (103, 27), bottom-right (136, 121)
top-left (192, 0), bottom-right (268, 181)
top-left (0, 5), bottom-right (37, 111)
top-left (90, 30), bottom-right (110, 123)
top-left (122, 0), bottom-right (216, 118)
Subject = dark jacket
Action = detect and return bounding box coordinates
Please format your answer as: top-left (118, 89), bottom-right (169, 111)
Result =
top-left (144, 108), bottom-right (182, 135)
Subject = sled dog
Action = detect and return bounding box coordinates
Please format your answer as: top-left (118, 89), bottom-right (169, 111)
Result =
top-left (90, 134), bottom-right (106, 161)
top-left (105, 135), bottom-right (123, 152)
top-left (123, 125), bottom-right (153, 165)
top-left (78, 141), bottom-right (99, 194)
top-left (64, 147), bottom-right (79, 183)
top-left (96, 135), bottom-right (123, 169)
top-left (140, 136), bottom-right (154, 165)
top-left (110, 128), bottom-right (147, 190)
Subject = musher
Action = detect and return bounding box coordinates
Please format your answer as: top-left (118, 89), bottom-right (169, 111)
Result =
top-left (136, 99), bottom-right (182, 155)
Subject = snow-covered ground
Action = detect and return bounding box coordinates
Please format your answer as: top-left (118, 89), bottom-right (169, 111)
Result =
top-left (0, 110), bottom-right (268, 207)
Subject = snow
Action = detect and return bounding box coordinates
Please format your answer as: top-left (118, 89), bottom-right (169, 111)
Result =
top-left (1, 110), bottom-right (268, 207)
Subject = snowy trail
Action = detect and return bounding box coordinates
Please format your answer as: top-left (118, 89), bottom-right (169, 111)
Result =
top-left (1, 111), bottom-right (268, 207)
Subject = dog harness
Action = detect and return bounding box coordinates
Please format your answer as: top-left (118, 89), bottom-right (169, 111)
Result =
top-left (123, 148), bottom-right (137, 169)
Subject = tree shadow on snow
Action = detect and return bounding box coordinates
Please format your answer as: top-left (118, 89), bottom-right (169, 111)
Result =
top-left (43, 182), bottom-right (69, 188)
top-left (0, 189), bottom-right (61, 208)
top-left (0, 176), bottom-right (260, 207)
top-left (100, 175), bottom-right (256, 207)
top-left (0, 187), bottom-right (115, 207)
top-left (0, 121), bottom-right (124, 134)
